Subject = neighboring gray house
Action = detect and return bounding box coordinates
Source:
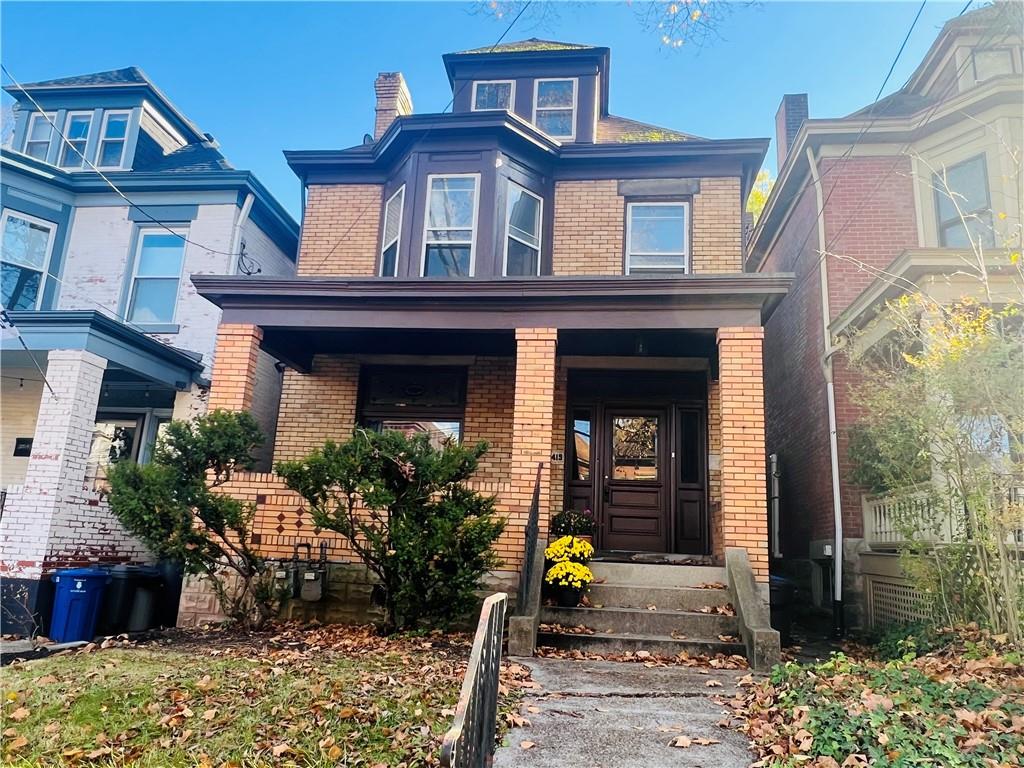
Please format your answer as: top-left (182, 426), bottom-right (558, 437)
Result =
top-left (0, 68), bottom-right (298, 631)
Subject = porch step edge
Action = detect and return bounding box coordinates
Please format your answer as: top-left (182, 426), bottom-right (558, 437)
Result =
top-left (536, 630), bottom-right (745, 659)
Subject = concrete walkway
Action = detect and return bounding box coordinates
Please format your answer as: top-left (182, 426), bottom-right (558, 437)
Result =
top-left (495, 657), bottom-right (754, 768)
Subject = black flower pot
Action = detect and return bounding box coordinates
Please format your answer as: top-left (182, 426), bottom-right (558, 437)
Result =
top-left (553, 585), bottom-right (583, 608)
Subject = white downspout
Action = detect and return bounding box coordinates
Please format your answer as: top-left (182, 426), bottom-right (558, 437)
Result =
top-left (805, 146), bottom-right (845, 636)
top-left (230, 193), bottom-right (256, 274)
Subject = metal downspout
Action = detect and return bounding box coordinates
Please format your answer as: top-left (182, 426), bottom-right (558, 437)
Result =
top-left (805, 146), bottom-right (845, 637)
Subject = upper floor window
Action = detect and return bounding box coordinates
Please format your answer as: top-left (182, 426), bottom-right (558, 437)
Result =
top-left (97, 111), bottom-right (131, 168)
top-left (934, 154), bottom-right (994, 248)
top-left (24, 113), bottom-right (55, 161)
top-left (534, 79), bottom-right (576, 140)
top-left (422, 174), bottom-right (479, 277)
top-left (1, 209), bottom-right (55, 310)
top-left (127, 231), bottom-right (186, 324)
top-left (380, 186), bottom-right (404, 277)
top-left (59, 112), bottom-right (93, 169)
top-left (504, 182), bottom-right (542, 276)
top-left (972, 49), bottom-right (1015, 83)
top-left (625, 202), bottom-right (689, 274)
top-left (472, 80), bottom-right (514, 111)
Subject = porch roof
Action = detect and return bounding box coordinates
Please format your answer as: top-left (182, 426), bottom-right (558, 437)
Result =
top-left (1, 310), bottom-right (204, 390)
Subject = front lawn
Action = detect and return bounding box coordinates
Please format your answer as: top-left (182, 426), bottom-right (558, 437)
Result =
top-left (1, 624), bottom-right (526, 767)
top-left (732, 627), bottom-right (1024, 767)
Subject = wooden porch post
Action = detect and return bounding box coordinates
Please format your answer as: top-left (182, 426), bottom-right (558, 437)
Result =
top-left (208, 323), bottom-right (263, 412)
top-left (716, 326), bottom-right (769, 581)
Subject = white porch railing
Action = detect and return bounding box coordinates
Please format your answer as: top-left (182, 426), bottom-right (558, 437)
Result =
top-left (862, 486), bottom-right (955, 550)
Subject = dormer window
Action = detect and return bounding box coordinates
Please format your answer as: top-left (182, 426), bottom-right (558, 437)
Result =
top-left (97, 111), bottom-right (131, 168)
top-left (422, 174), bottom-right (479, 277)
top-left (472, 80), bottom-right (514, 111)
top-left (972, 49), bottom-right (1015, 83)
top-left (59, 112), bottom-right (93, 169)
top-left (24, 113), bottom-right (55, 161)
top-left (533, 78), bottom-right (576, 140)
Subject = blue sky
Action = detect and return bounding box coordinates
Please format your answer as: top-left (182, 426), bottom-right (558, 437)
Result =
top-left (1, 1), bottom-right (969, 218)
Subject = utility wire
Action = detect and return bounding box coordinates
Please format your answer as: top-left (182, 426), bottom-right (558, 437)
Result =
top-left (307, 0), bottom-right (534, 275)
top-left (0, 310), bottom-right (55, 396)
top-left (1, 63), bottom-right (262, 274)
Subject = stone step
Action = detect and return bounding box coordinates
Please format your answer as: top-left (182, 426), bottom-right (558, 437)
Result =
top-left (587, 584), bottom-right (731, 612)
top-left (541, 605), bottom-right (738, 638)
top-left (536, 629), bottom-right (744, 659)
top-left (589, 562), bottom-right (728, 588)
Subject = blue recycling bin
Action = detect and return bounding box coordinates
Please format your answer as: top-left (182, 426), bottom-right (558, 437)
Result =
top-left (50, 568), bottom-right (110, 642)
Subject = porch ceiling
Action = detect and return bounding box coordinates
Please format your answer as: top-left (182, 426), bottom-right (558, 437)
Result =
top-left (194, 274), bottom-right (792, 334)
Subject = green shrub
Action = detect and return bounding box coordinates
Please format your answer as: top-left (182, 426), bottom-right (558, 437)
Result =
top-left (867, 620), bottom-right (951, 660)
top-left (107, 410), bottom-right (283, 630)
top-left (276, 429), bottom-right (505, 633)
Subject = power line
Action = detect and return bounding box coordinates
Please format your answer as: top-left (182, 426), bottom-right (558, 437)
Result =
top-left (0, 310), bottom-right (54, 396)
top-left (307, 0), bottom-right (534, 275)
top-left (1, 63), bottom-right (262, 274)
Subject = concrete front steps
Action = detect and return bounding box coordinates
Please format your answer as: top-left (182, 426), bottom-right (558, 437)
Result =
top-left (537, 562), bottom-right (745, 659)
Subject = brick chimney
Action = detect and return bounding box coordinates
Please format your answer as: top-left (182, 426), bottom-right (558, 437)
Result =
top-left (775, 93), bottom-right (808, 169)
top-left (374, 72), bottom-right (413, 140)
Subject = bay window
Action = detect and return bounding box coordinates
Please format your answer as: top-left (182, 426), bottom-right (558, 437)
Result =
top-left (504, 182), bottom-right (542, 276)
top-left (1, 209), bottom-right (55, 310)
top-left (380, 186), bottom-right (404, 276)
top-left (934, 154), bottom-right (995, 248)
top-left (533, 79), bottom-right (576, 140)
top-left (626, 202), bottom-right (689, 274)
top-left (422, 174), bottom-right (479, 277)
top-left (127, 231), bottom-right (186, 324)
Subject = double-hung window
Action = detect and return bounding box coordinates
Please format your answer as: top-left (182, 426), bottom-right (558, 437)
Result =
top-left (97, 111), bottom-right (131, 168)
top-left (422, 174), bottom-right (479, 277)
top-left (533, 79), bottom-right (576, 140)
top-left (504, 182), bottom-right (542, 276)
top-left (934, 154), bottom-right (995, 248)
top-left (24, 112), bottom-right (55, 161)
top-left (127, 231), bottom-right (186, 324)
top-left (472, 80), bottom-right (514, 111)
top-left (380, 186), bottom-right (404, 277)
top-left (625, 202), bottom-right (689, 274)
top-left (59, 112), bottom-right (93, 169)
top-left (1, 209), bottom-right (56, 310)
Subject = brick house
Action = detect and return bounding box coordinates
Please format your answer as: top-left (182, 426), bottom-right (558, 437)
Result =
top-left (191, 39), bottom-right (789, 661)
top-left (0, 68), bottom-right (298, 631)
top-left (748, 4), bottom-right (1022, 630)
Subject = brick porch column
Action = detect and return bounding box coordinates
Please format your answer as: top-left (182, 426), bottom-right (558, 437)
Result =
top-left (716, 327), bottom-right (769, 581)
top-left (0, 350), bottom-right (107, 580)
top-left (510, 328), bottom-right (558, 557)
top-left (208, 324), bottom-right (263, 412)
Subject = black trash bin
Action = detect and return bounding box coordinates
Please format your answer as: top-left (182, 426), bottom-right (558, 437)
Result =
top-left (97, 565), bottom-right (144, 636)
top-left (156, 560), bottom-right (185, 629)
top-left (769, 575), bottom-right (796, 646)
top-left (127, 566), bottom-right (163, 632)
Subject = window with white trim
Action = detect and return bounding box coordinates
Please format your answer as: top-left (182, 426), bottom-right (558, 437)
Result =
top-left (127, 231), bottom-right (186, 324)
top-left (24, 112), bottom-right (55, 161)
top-left (625, 202), bottom-right (689, 274)
top-left (59, 112), bottom-right (93, 168)
top-left (97, 111), bottom-right (131, 168)
top-left (472, 80), bottom-right (514, 111)
top-left (972, 48), bottom-right (1015, 82)
top-left (1, 209), bottom-right (56, 310)
top-left (380, 185), bottom-right (404, 277)
top-left (504, 182), bottom-right (542, 276)
top-left (934, 154), bottom-right (995, 248)
top-left (422, 175), bottom-right (478, 277)
top-left (533, 78), bottom-right (576, 139)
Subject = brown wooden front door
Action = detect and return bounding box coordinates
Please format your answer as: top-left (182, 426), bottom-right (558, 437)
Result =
top-left (601, 409), bottom-right (670, 552)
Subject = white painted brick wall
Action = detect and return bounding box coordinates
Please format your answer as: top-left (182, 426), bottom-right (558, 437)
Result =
top-left (57, 206), bottom-right (133, 313)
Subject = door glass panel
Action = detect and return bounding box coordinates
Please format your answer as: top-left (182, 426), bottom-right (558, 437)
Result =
top-left (612, 416), bottom-right (658, 481)
top-left (679, 410), bottom-right (700, 485)
top-left (571, 410), bottom-right (591, 481)
top-left (86, 418), bottom-right (139, 489)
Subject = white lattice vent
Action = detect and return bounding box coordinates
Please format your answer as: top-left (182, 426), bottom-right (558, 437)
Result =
top-left (866, 576), bottom-right (931, 628)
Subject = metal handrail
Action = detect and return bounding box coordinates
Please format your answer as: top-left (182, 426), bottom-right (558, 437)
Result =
top-left (513, 463), bottom-right (543, 616)
top-left (440, 592), bottom-right (509, 768)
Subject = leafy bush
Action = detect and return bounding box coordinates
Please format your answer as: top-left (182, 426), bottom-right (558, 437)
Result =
top-left (275, 429), bottom-right (505, 633)
top-left (107, 410), bottom-right (282, 630)
top-left (550, 508), bottom-right (595, 537)
top-left (867, 620), bottom-right (952, 660)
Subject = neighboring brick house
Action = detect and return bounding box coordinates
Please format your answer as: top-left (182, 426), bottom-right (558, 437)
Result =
top-left (0, 68), bottom-right (298, 631)
top-left (748, 4), bottom-right (1022, 630)
top-left (191, 39), bottom-right (791, 656)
